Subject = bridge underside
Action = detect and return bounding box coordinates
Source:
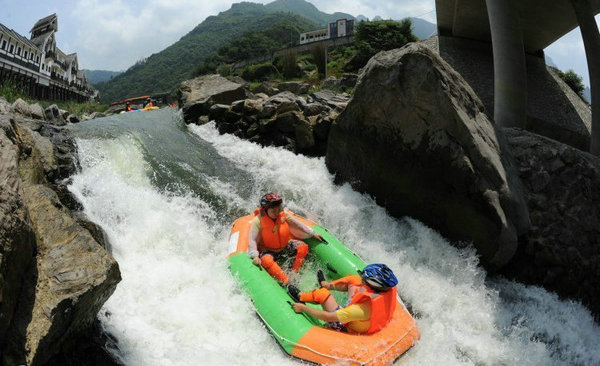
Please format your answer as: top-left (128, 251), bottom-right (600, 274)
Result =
top-left (437, 0), bottom-right (600, 53)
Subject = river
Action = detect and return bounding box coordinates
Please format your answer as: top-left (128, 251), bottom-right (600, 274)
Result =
top-left (67, 109), bottom-right (600, 365)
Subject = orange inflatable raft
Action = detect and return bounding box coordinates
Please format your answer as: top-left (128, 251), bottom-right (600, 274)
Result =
top-left (227, 212), bottom-right (420, 365)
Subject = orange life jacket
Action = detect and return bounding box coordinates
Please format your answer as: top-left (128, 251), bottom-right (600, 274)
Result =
top-left (347, 284), bottom-right (397, 334)
top-left (254, 208), bottom-right (291, 251)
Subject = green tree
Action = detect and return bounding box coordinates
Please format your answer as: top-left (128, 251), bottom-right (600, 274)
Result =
top-left (558, 69), bottom-right (586, 98)
top-left (354, 19), bottom-right (418, 61)
top-left (310, 44), bottom-right (327, 79)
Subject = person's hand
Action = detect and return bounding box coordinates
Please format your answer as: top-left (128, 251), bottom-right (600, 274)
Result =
top-left (291, 302), bottom-right (306, 313)
top-left (313, 233), bottom-right (324, 242)
top-left (252, 256), bottom-right (261, 266)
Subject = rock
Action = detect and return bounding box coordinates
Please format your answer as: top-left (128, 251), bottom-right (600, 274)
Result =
top-left (309, 89), bottom-right (350, 110)
top-left (295, 120), bottom-right (315, 152)
top-left (321, 76), bottom-right (340, 90)
top-left (230, 100), bottom-right (245, 114)
top-left (303, 103), bottom-right (331, 117)
top-left (88, 112), bottom-right (106, 120)
top-left (277, 81), bottom-right (310, 95)
top-left (275, 111), bottom-right (304, 134)
top-left (60, 109), bottom-right (70, 120)
top-left (66, 114), bottom-right (80, 124)
top-left (253, 81), bottom-right (279, 96)
top-left (264, 92), bottom-right (303, 115)
top-left (11, 98), bottom-right (32, 117)
top-left (178, 74), bottom-right (246, 124)
top-left (243, 99), bottom-right (263, 116)
top-left (0, 97), bottom-right (11, 114)
top-left (502, 127), bottom-right (600, 318)
top-left (38, 125), bottom-right (79, 183)
top-left (326, 43), bottom-right (530, 268)
top-left (44, 105), bottom-right (66, 126)
top-left (29, 103), bottom-right (45, 120)
top-left (339, 73), bottom-right (359, 89)
top-left (3, 184), bottom-right (120, 366)
top-left (208, 104), bottom-right (230, 122)
top-left (313, 113), bottom-right (334, 140)
top-left (0, 120), bottom-right (36, 350)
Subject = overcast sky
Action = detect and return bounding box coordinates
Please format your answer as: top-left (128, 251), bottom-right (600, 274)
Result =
top-left (0, 0), bottom-right (597, 87)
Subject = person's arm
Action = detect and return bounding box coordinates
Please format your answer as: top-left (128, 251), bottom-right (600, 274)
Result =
top-left (323, 275), bottom-right (362, 291)
top-left (291, 303), bottom-right (339, 322)
top-left (247, 217), bottom-right (261, 265)
top-left (286, 211), bottom-right (324, 242)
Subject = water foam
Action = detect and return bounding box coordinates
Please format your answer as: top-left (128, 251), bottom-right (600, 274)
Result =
top-left (67, 116), bottom-right (600, 365)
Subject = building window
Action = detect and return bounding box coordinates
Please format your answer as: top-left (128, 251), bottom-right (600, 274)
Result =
top-left (17, 47), bottom-right (21, 56)
top-left (9, 44), bottom-right (14, 53)
top-left (1, 40), bottom-right (6, 50)
top-left (24, 51), bottom-right (28, 59)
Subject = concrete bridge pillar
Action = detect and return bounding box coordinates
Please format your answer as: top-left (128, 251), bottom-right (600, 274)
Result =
top-left (485, 0), bottom-right (528, 128)
top-left (571, 0), bottom-right (600, 155)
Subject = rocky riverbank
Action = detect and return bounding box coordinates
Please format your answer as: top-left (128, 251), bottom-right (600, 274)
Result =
top-left (0, 97), bottom-right (121, 365)
top-left (177, 42), bottom-right (600, 319)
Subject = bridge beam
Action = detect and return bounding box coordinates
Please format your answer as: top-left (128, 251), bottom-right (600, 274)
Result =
top-left (572, 0), bottom-right (600, 155)
top-left (486, 0), bottom-right (528, 128)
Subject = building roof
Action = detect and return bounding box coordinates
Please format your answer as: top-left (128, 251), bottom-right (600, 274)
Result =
top-left (0, 23), bottom-right (41, 50)
top-left (30, 13), bottom-right (57, 33)
top-left (31, 30), bottom-right (53, 47)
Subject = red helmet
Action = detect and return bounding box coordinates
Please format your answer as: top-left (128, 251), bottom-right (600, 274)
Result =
top-left (260, 192), bottom-right (283, 208)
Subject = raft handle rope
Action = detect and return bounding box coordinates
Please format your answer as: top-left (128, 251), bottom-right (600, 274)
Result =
top-left (255, 305), bottom-right (418, 365)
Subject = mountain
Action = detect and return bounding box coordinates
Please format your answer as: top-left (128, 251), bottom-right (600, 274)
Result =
top-left (84, 70), bottom-right (122, 86)
top-left (409, 17), bottom-right (437, 40)
top-left (95, 0), bottom-right (351, 103)
top-left (264, 0), bottom-right (353, 25)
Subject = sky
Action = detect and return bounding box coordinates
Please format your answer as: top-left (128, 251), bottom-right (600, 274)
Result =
top-left (0, 0), bottom-right (597, 87)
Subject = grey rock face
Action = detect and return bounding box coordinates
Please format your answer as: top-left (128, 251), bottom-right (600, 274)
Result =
top-left (44, 105), bottom-right (66, 126)
top-left (0, 117), bottom-right (36, 351)
top-left (326, 43), bottom-right (530, 268)
top-left (11, 99), bottom-right (32, 117)
top-left (178, 74), bottom-right (246, 124)
top-left (29, 103), bottom-right (45, 120)
top-left (502, 128), bottom-right (600, 317)
top-left (0, 111), bottom-right (121, 365)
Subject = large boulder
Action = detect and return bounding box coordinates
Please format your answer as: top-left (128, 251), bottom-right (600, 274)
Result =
top-left (178, 74), bottom-right (246, 124)
top-left (3, 184), bottom-right (120, 366)
top-left (29, 103), bottom-right (45, 120)
top-left (326, 43), bottom-right (530, 268)
top-left (0, 117), bottom-right (36, 350)
top-left (502, 128), bottom-right (600, 316)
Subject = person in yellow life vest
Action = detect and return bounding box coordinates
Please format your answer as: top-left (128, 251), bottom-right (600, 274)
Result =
top-left (144, 97), bottom-right (153, 108)
top-left (288, 263), bottom-right (398, 334)
top-left (248, 192), bottom-right (324, 285)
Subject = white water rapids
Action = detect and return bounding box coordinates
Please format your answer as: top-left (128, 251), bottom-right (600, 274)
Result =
top-left (67, 110), bottom-right (600, 365)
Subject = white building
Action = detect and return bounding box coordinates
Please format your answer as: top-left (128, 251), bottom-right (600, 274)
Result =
top-left (0, 14), bottom-right (96, 101)
top-left (299, 18), bottom-right (355, 45)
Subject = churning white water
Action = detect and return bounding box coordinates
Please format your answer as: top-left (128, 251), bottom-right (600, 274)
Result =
top-left (68, 110), bottom-right (600, 365)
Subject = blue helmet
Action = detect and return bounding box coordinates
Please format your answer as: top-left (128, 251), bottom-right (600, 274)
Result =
top-left (360, 263), bottom-right (398, 292)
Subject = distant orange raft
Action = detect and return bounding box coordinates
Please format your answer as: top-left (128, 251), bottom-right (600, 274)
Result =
top-left (227, 212), bottom-right (420, 365)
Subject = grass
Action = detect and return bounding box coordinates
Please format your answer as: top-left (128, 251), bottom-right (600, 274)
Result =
top-left (0, 80), bottom-right (108, 117)
top-left (0, 81), bottom-right (28, 103)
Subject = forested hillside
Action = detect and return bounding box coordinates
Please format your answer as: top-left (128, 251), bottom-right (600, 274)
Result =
top-left (85, 70), bottom-right (122, 86)
top-left (95, 0), bottom-right (346, 103)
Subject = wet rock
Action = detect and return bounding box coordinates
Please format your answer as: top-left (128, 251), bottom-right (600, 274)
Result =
top-left (178, 74), bottom-right (246, 124)
top-left (326, 43), bottom-right (530, 268)
top-left (44, 105), bottom-right (67, 126)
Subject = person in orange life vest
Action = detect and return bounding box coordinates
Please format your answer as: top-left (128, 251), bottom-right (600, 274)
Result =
top-left (248, 192), bottom-right (324, 285)
top-left (288, 263), bottom-right (398, 334)
top-left (144, 97), bottom-right (153, 108)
